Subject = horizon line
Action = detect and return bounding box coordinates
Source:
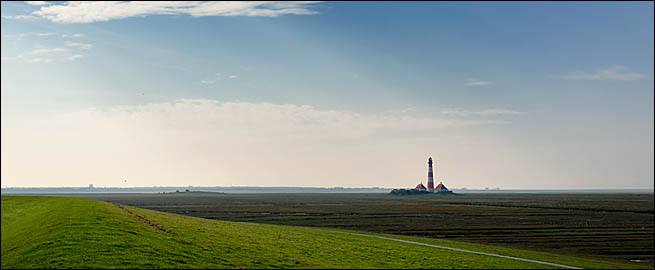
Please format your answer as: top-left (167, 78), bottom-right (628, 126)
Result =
top-left (1, 186), bottom-right (653, 191)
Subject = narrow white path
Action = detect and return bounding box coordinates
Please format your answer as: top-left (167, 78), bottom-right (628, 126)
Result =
top-left (333, 231), bottom-right (582, 269)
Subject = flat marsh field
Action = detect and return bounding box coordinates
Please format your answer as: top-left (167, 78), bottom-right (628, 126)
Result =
top-left (69, 192), bottom-right (654, 268)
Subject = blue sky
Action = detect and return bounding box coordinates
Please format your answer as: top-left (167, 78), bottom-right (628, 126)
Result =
top-left (1, 2), bottom-right (653, 189)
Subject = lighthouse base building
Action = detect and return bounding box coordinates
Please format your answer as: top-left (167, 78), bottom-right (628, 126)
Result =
top-left (415, 183), bottom-right (427, 191)
top-left (434, 182), bottom-right (450, 193)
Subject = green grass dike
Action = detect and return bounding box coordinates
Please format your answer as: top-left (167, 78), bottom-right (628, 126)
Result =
top-left (1, 196), bottom-right (646, 269)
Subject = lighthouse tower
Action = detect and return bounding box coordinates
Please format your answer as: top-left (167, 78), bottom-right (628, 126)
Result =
top-left (427, 157), bottom-right (434, 192)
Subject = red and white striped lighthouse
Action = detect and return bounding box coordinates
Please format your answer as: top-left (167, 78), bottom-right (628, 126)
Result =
top-left (427, 157), bottom-right (434, 192)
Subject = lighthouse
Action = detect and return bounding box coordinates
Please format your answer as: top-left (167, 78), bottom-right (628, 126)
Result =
top-left (427, 157), bottom-right (434, 192)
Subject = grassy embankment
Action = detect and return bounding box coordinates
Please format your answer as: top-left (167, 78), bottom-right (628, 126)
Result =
top-left (84, 192), bottom-right (653, 265)
top-left (1, 196), bottom-right (646, 269)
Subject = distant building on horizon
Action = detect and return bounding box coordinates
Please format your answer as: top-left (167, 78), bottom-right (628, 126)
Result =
top-left (414, 183), bottom-right (427, 191)
top-left (434, 182), bottom-right (449, 193)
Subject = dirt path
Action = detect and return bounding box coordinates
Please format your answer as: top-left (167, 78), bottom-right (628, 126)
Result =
top-left (112, 202), bottom-right (175, 234)
top-left (334, 231), bottom-right (582, 269)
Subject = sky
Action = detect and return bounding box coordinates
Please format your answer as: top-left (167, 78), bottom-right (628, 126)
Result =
top-left (1, 1), bottom-right (653, 189)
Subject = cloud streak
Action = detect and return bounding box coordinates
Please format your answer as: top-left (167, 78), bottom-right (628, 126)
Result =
top-left (465, 78), bottom-right (492, 86)
top-left (66, 54), bottom-right (85, 61)
top-left (27, 57), bottom-right (53, 63)
top-left (30, 47), bottom-right (68, 55)
top-left (4, 32), bottom-right (80, 40)
top-left (441, 108), bottom-right (523, 117)
top-left (561, 66), bottom-right (646, 81)
top-left (47, 99), bottom-right (505, 138)
top-left (65, 41), bottom-right (92, 50)
top-left (25, 1), bottom-right (50, 6)
top-left (2, 15), bottom-right (38, 20)
top-left (30, 1), bottom-right (322, 23)
top-left (33, 32), bottom-right (57, 37)
top-left (7, 33), bottom-right (93, 63)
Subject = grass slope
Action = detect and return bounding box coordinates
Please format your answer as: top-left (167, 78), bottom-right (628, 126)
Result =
top-left (78, 192), bottom-right (653, 263)
top-left (0, 196), bottom-right (643, 269)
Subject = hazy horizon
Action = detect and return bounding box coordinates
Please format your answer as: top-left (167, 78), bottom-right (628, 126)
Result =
top-left (2, 186), bottom-right (653, 195)
top-left (2, 2), bottom-right (653, 189)
top-left (2, 185), bottom-right (654, 190)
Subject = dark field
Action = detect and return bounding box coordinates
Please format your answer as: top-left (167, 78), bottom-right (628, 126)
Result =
top-left (70, 192), bottom-right (654, 266)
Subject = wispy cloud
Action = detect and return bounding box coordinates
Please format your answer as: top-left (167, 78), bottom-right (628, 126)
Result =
top-left (30, 47), bottom-right (68, 55)
top-left (25, 44), bottom-right (92, 63)
top-left (465, 78), bottom-right (492, 86)
top-left (2, 15), bottom-right (38, 20)
top-left (25, 1), bottom-right (49, 5)
top-left (200, 72), bottom-right (226, 84)
top-left (28, 57), bottom-right (54, 63)
top-left (561, 66), bottom-right (646, 81)
top-left (27, 47), bottom-right (68, 63)
top-left (5, 32), bottom-right (68, 41)
top-left (8, 32), bottom-right (93, 63)
top-left (441, 108), bottom-right (523, 117)
top-left (61, 33), bottom-right (84, 38)
top-left (65, 41), bottom-right (92, 50)
top-left (17, 99), bottom-right (508, 143)
top-left (34, 32), bottom-right (57, 37)
top-left (200, 72), bottom-right (238, 83)
top-left (66, 54), bottom-right (85, 61)
top-left (30, 1), bottom-right (322, 23)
